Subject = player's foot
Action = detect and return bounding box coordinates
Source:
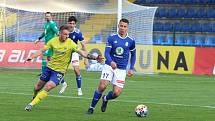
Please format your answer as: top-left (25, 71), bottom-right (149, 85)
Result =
top-left (101, 95), bottom-right (108, 112)
top-left (59, 82), bottom-right (68, 94)
top-left (25, 104), bottom-right (32, 111)
top-left (86, 108), bottom-right (94, 115)
top-left (77, 88), bottom-right (83, 96)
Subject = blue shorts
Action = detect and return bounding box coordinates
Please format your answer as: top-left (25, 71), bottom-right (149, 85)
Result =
top-left (40, 67), bottom-right (64, 86)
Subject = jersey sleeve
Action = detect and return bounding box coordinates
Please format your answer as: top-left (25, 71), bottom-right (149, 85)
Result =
top-left (129, 40), bottom-right (136, 70)
top-left (105, 36), bottom-right (113, 65)
top-left (78, 32), bottom-right (84, 41)
top-left (51, 22), bottom-right (59, 35)
top-left (39, 32), bottom-right (45, 39)
top-left (106, 36), bottom-right (112, 48)
top-left (129, 40), bottom-right (136, 51)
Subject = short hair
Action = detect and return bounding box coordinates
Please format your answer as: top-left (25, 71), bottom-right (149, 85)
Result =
top-left (59, 25), bottom-right (70, 31)
top-left (119, 18), bottom-right (129, 25)
top-left (68, 16), bottom-right (77, 23)
top-left (45, 12), bottom-right (51, 15)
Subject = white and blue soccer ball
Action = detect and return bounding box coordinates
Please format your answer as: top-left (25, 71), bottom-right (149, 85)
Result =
top-left (135, 104), bottom-right (148, 117)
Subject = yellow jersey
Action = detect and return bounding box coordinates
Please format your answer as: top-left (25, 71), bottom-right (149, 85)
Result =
top-left (44, 37), bottom-right (79, 73)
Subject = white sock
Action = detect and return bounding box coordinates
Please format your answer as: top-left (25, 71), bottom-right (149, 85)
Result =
top-left (62, 82), bottom-right (67, 86)
top-left (78, 88), bottom-right (82, 91)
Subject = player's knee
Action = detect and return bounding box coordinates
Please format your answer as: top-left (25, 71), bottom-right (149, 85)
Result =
top-left (74, 67), bottom-right (80, 75)
top-left (44, 84), bottom-right (54, 92)
top-left (35, 84), bottom-right (42, 91)
top-left (98, 83), bottom-right (107, 92)
top-left (113, 90), bottom-right (122, 97)
top-left (98, 85), bottom-right (106, 92)
top-left (34, 86), bottom-right (41, 91)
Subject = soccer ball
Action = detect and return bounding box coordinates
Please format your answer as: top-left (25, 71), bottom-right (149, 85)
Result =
top-left (135, 104), bottom-right (148, 117)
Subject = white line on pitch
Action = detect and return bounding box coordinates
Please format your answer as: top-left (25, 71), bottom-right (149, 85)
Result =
top-left (1, 91), bottom-right (215, 109)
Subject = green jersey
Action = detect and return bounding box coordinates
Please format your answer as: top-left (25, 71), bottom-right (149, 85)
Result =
top-left (39, 20), bottom-right (59, 44)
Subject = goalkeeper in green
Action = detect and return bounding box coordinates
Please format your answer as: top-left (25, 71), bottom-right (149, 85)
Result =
top-left (35, 12), bottom-right (59, 74)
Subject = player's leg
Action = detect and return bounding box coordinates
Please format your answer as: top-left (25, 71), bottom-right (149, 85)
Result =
top-left (59, 78), bottom-right (68, 94)
top-left (24, 79), bottom-right (52, 112)
top-left (33, 66), bottom-right (50, 99)
top-left (74, 66), bottom-right (82, 95)
top-left (86, 79), bottom-right (109, 114)
top-left (86, 64), bottom-right (113, 114)
top-left (32, 80), bottom-right (46, 100)
top-left (101, 85), bottom-right (122, 112)
top-left (25, 68), bottom-right (62, 111)
top-left (71, 52), bottom-right (83, 96)
top-left (101, 69), bottom-right (126, 112)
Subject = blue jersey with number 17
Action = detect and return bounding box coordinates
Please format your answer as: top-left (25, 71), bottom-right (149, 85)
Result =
top-left (105, 33), bottom-right (136, 70)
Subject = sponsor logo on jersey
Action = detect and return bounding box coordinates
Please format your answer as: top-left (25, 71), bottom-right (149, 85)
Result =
top-left (115, 47), bottom-right (124, 55)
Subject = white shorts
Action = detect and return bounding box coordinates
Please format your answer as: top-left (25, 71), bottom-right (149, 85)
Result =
top-left (71, 52), bottom-right (80, 66)
top-left (100, 64), bottom-right (126, 88)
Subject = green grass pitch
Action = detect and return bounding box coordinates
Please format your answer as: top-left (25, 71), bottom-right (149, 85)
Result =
top-left (0, 68), bottom-right (215, 121)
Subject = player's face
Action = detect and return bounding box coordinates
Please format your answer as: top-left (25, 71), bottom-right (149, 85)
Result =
top-left (118, 21), bottom-right (128, 37)
top-left (59, 29), bottom-right (69, 42)
top-left (67, 21), bottom-right (76, 31)
top-left (45, 13), bottom-right (52, 22)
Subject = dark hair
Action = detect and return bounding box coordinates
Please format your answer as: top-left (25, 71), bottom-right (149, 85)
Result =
top-left (45, 12), bottom-right (51, 15)
top-left (119, 18), bottom-right (129, 24)
top-left (59, 25), bottom-right (70, 31)
top-left (68, 16), bottom-right (77, 23)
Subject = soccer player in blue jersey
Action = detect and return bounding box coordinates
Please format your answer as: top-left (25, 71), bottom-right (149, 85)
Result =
top-left (86, 18), bottom-right (136, 114)
top-left (24, 25), bottom-right (102, 111)
top-left (59, 16), bottom-right (86, 96)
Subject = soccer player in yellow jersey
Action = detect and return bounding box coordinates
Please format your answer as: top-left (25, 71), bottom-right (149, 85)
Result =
top-left (24, 25), bottom-right (102, 111)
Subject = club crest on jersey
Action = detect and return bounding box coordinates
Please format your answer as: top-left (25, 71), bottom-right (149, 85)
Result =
top-left (114, 41), bottom-right (117, 43)
top-left (72, 35), bottom-right (75, 40)
top-left (115, 47), bottom-right (124, 55)
top-left (125, 42), bottom-right (128, 46)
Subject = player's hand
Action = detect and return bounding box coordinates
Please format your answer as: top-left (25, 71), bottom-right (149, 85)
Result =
top-left (24, 57), bottom-right (33, 63)
top-left (96, 55), bottom-right (104, 63)
top-left (111, 61), bottom-right (117, 70)
top-left (127, 69), bottom-right (134, 77)
top-left (34, 39), bottom-right (40, 44)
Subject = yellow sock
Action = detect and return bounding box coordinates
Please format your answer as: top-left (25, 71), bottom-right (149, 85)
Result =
top-left (31, 90), bottom-right (48, 106)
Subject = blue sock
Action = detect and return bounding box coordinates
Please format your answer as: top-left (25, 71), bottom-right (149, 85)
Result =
top-left (76, 75), bottom-right (82, 88)
top-left (90, 90), bottom-right (102, 108)
top-left (61, 79), bottom-right (65, 84)
top-left (106, 91), bottom-right (117, 101)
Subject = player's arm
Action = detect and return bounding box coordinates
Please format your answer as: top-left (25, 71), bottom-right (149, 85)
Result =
top-left (24, 47), bottom-right (47, 62)
top-left (76, 49), bottom-right (103, 62)
top-left (35, 32), bottom-right (45, 44)
top-left (79, 32), bottom-right (86, 51)
top-left (71, 41), bottom-right (103, 62)
top-left (105, 37), bottom-right (117, 69)
top-left (25, 41), bottom-right (51, 62)
top-left (80, 41), bottom-right (86, 51)
top-left (128, 41), bottom-right (136, 77)
top-left (51, 23), bottom-right (59, 35)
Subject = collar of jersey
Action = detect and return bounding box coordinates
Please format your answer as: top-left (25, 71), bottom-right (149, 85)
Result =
top-left (70, 27), bottom-right (76, 33)
top-left (117, 33), bottom-right (128, 39)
